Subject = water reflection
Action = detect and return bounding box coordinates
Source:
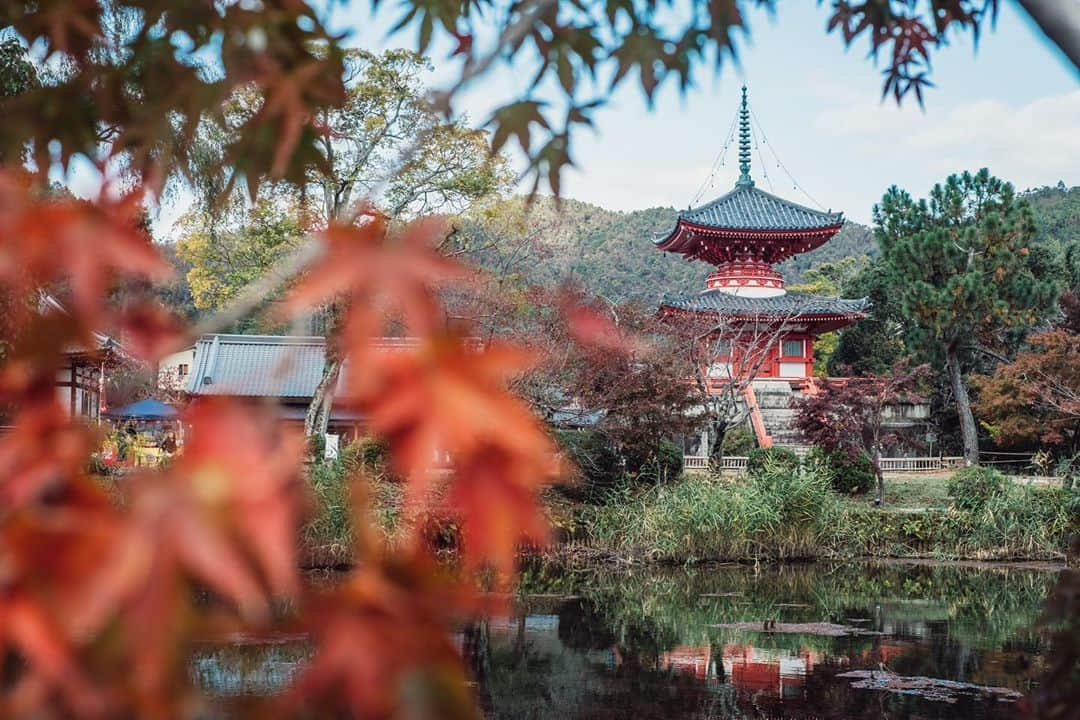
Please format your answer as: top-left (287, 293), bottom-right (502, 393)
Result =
top-left (195, 562), bottom-right (1057, 719)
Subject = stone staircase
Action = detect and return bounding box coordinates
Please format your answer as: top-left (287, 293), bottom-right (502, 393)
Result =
top-left (745, 381), bottom-right (812, 456)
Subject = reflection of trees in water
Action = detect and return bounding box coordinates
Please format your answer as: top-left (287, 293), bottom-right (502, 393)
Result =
top-left (482, 562), bottom-right (1056, 719)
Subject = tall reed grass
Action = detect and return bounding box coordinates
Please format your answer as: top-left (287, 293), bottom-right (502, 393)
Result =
top-left (582, 465), bottom-right (1078, 563)
top-left (583, 458), bottom-right (836, 562)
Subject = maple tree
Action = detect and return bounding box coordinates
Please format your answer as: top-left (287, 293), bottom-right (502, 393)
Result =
top-left (0, 1), bottom-right (1074, 717)
top-left (0, 4), bottom-right (546, 716)
top-left (972, 294), bottom-right (1080, 453)
top-left (794, 361), bottom-right (930, 506)
top-left (513, 290), bottom-right (701, 480)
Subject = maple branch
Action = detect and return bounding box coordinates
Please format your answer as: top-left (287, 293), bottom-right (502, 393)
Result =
top-left (432, 0), bottom-right (559, 113)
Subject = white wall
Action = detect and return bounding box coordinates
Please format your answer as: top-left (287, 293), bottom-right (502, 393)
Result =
top-left (159, 346), bottom-right (196, 391)
top-left (778, 362), bottom-right (807, 378)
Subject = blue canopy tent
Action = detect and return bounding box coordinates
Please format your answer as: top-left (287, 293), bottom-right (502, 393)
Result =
top-left (102, 398), bottom-right (180, 422)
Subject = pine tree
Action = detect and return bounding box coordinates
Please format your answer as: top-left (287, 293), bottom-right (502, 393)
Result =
top-left (876, 169), bottom-right (1060, 464)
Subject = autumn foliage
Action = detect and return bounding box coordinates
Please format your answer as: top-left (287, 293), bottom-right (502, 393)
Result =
top-left (0, 5), bottom-right (569, 718)
top-left (0, 1), bottom-right (1058, 715)
top-left (973, 295), bottom-right (1080, 451)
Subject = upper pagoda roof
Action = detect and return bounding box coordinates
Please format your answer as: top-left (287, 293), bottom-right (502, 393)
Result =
top-left (676, 184), bottom-right (843, 233)
top-left (654, 86), bottom-right (844, 265)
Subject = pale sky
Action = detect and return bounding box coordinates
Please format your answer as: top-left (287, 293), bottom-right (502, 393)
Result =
top-left (324, 0), bottom-right (1079, 225)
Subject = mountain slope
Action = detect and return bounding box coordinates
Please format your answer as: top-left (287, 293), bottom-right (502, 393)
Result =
top-left (478, 196), bottom-right (877, 304)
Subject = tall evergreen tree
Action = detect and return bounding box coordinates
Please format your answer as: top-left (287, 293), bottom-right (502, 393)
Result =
top-left (829, 259), bottom-right (907, 376)
top-left (875, 169), bottom-right (1060, 464)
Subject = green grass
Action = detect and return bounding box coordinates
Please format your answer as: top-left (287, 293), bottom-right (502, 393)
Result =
top-left (881, 474), bottom-right (952, 509)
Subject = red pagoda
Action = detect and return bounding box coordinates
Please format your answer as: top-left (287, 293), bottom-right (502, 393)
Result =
top-left (656, 87), bottom-right (867, 383)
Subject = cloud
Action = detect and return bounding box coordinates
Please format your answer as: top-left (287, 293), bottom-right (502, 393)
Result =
top-left (815, 90), bottom-right (1080, 196)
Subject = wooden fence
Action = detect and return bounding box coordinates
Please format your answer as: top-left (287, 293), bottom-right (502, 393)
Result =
top-left (879, 456), bottom-right (965, 473)
top-left (684, 455), bottom-right (965, 474)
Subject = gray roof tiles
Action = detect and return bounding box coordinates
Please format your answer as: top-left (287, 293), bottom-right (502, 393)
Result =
top-left (186, 334), bottom-right (340, 398)
top-left (677, 185), bottom-right (843, 232)
top-left (662, 290), bottom-right (869, 317)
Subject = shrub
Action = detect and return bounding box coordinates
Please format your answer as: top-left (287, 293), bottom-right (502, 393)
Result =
top-left (339, 436), bottom-right (394, 477)
top-left (806, 447), bottom-right (873, 495)
top-left (303, 442), bottom-right (403, 563)
top-left (746, 446), bottom-right (800, 477)
top-left (720, 424), bottom-right (756, 456)
top-left (947, 466), bottom-right (1008, 512)
top-left (629, 438), bottom-right (684, 484)
top-left (554, 429), bottom-right (622, 500)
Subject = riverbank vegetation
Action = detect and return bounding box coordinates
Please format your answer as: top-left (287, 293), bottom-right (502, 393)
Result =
top-left (576, 468), bottom-right (1076, 563)
top-left (298, 445), bottom-right (1078, 566)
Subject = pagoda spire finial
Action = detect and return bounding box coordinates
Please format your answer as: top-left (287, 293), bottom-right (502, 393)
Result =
top-left (736, 85), bottom-right (754, 188)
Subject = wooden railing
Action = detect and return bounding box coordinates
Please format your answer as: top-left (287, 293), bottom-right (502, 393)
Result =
top-left (877, 457), bottom-right (965, 472)
top-left (683, 455), bottom-right (709, 470)
top-left (684, 455), bottom-right (964, 474)
top-left (683, 456), bottom-right (747, 471)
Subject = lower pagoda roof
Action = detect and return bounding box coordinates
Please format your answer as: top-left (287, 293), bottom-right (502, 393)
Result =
top-left (660, 290), bottom-right (869, 329)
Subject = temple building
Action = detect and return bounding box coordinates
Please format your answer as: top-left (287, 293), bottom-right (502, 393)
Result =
top-left (655, 87), bottom-right (869, 450)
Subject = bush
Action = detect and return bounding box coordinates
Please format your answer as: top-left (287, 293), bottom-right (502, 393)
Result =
top-left (806, 447), bottom-right (874, 495)
top-left (720, 424), bottom-right (756, 456)
top-left (947, 466), bottom-right (1008, 512)
top-left (554, 429), bottom-right (622, 500)
top-left (628, 439), bottom-right (684, 484)
top-left (303, 441), bottom-right (403, 563)
top-left (746, 446), bottom-right (800, 477)
top-left (338, 436), bottom-right (394, 477)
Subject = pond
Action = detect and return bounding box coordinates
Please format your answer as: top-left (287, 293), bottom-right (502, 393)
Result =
top-left (193, 561), bottom-right (1062, 718)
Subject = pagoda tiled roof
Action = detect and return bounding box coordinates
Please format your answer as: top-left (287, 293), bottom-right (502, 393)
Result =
top-left (661, 290), bottom-right (869, 318)
top-left (675, 184), bottom-right (843, 233)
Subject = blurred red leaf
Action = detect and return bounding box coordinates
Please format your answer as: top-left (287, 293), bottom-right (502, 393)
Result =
top-left (0, 403), bottom-right (92, 507)
top-left (285, 214), bottom-right (469, 337)
top-left (115, 303), bottom-right (188, 363)
top-left (167, 399), bottom-right (306, 601)
top-left (283, 556), bottom-right (478, 720)
top-left (0, 173), bottom-right (171, 340)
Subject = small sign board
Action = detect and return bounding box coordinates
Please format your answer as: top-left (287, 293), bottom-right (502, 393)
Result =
top-left (324, 433), bottom-right (339, 460)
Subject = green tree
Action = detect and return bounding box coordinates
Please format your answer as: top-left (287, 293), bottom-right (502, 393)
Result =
top-left (829, 259), bottom-right (907, 376)
top-left (0, 38), bottom-right (36, 97)
top-left (177, 198), bottom-right (309, 315)
top-left (0, 39), bottom-right (37, 164)
top-left (176, 49), bottom-right (510, 435)
top-left (788, 256), bottom-right (868, 375)
top-left (875, 169), bottom-right (1060, 464)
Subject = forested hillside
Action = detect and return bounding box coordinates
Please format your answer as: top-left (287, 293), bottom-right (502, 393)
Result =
top-left (494, 183), bottom-right (1078, 305)
top-left (160, 184), bottom-right (1075, 320)
top-left (1025, 184), bottom-right (1080, 283)
top-left (469, 196), bottom-right (876, 305)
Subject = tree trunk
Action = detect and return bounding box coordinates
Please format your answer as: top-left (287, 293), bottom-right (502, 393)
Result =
top-left (304, 358), bottom-right (341, 439)
top-left (947, 346), bottom-right (979, 466)
top-left (707, 419), bottom-right (728, 473)
top-left (871, 445), bottom-right (884, 507)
